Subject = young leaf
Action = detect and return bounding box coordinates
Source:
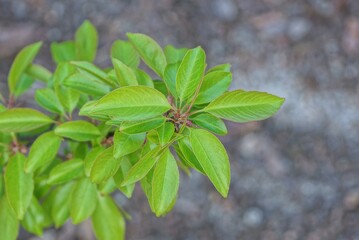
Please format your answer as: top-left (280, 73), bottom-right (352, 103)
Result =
top-left (92, 195), bottom-right (125, 240)
top-left (79, 101), bottom-right (109, 121)
top-left (113, 157), bottom-right (135, 198)
top-left (71, 61), bottom-right (116, 87)
top-left (85, 86), bottom-right (171, 121)
top-left (50, 182), bottom-right (74, 228)
top-left (5, 153), bottom-right (34, 219)
top-left (121, 146), bottom-right (162, 186)
top-left (35, 88), bottom-right (65, 114)
top-left (47, 159), bottom-right (84, 185)
top-left (190, 129), bottom-right (230, 197)
top-left (112, 58), bottom-right (138, 86)
top-left (50, 41), bottom-right (76, 63)
top-left (26, 64), bottom-right (52, 82)
top-left (157, 122), bottom-right (175, 146)
top-left (55, 120), bottom-right (101, 142)
top-left (90, 147), bottom-right (122, 183)
top-left (113, 131), bottom-right (145, 159)
top-left (8, 42), bottom-right (42, 94)
top-left (21, 197), bottom-right (46, 236)
top-left (75, 20), bottom-right (98, 62)
top-left (203, 90), bottom-right (285, 123)
top-left (63, 73), bottom-right (110, 96)
top-left (189, 113), bottom-right (227, 135)
top-left (152, 150), bottom-right (179, 216)
top-left (207, 63), bottom-right (231, 73)
top-left (119, 117), bottom-right (166, 134)
top-left (13, 74), bottom-right (34, 97)
top-left (70, 178), bottom-right (97, 224)
top-left (194, 71), bottom-right (232, 105)
top-left (177, 137), bottom-right (205, 174)
top-left (84, 147), bottom-right (105, 177)
top-left (164, 62), bottom-right (180, 98)
top-left (134, 69), bottom-right (154, 87)
top-left (111, 40), bottom-right (140, 69)
top-left (25, 131), bottom-right (62, 173)
top-left (0, 196), bottom-right (19, 240)
top-left (127, 33), bottom-right (167, 77)
top-left (176, 47), bottom-right (206, 102)
top-left (164, 45), bottom-right (188, 64)
top-left (0, 108), bottom-right (53, 133)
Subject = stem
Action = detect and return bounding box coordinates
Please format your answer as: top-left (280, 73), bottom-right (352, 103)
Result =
top-left (184, 70), bottom-right (206, 115)
top-left (0, 92), bottom-right (5, 104)
top-left (7, 95), bottom-right (15, 108)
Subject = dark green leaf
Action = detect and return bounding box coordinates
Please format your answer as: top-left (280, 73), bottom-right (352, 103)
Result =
top-left (203, 90), bottom-right (285, 123)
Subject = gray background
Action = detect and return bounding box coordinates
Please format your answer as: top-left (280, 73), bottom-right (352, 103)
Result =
top-left (1, 0), bottom-right (359, 239)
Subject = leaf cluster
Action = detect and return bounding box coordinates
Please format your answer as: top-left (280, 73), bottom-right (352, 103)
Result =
top-left (0, 20), bottom-right (284, 239)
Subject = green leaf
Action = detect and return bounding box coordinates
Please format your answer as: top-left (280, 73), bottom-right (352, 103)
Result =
top-left (47, 159), bottom-right (84, 185)
top-left (5, 153), bottom-right (34, 219)
top-left (207, 63), bottom-right (231, 73)
top-left (79, 101), bottom-right (110, 121)
top-left (189, 129), bottom-right (230, 197)
top-left (13, 74), bottom-right (34, 97)
top-left (98, 178), bottom-right (117, 195)
top-left (127, 33), bottom-right (167, 77)
top-left (157, 122), bottom-right (174, 146)
top-left (119, 117), bottom-right (165, 134)
top-left (70, 178), bottom-right (97, 224)
top-left (203, 90), bottom-right (285, 123)
top-left (51, 41), bottom-right (76, 63)
top-left (111, 40), bottom-right (140, 69)
top-left (71, 61), bottom-right (116, 87)
top-left (113, 157), bottom-right (135, 198)
top-left (190, 113), bottom-right (227, 135)
top-left (64, 73), bottom-right (111, 97)
top-left (112, 58), bottom-right (138, 86)
top-left (35, 88), bottom-right (65, 114)
top-left (113, 131), bottom-right (145, 159)
top-left (164, 62), bottom-right (180, 98)
top-left (164, 45), bottom-right (188, 64)
top-left (176, 47), bottom-right (206, 102)
top-left (0, 104), bottom-right (6, 112)
top-left (85, 86), bottom-right (171, 121)
top-left (55, 120), bottom-right (101, 142)
top-left (195, 71), bottom-right (232, 105)
top-left (50, 182), bottom-right (74, 228)
top-left (152, 150), bottom-right (179, 216)
top-left (21, 197), bottom-right (46, 236)
top-left (26, 64), bottom-right (52, 82)
top-left (121, 146), bottom-right (162, 186)
top-left (8, 42), bottom-right (42, 94)
top-left (0, 196), bottom-right (19, 240)
top-left (84, 147), bottom-right (105, 177)
top-left (75, 20), bottom-right (98, 62)
top-left (134, 69), bottom-right (154, 87)
top-left (90, 147), bottom-right (122, 183)
top-left (177, 137), bottom-right (205, 174)
top-left (25, 131), bottom-right (62, 173)
top-left (92, 195), bottom-right (125, 240)
top-left (153, 80), bottom-right (168, 96)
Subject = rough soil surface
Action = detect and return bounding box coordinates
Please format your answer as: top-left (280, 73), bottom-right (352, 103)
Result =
top-left (1, 0), bottom-right (359, 239)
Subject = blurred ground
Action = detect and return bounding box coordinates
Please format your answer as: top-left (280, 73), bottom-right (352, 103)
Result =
top-left (1, 0), bottom-right (359, 239)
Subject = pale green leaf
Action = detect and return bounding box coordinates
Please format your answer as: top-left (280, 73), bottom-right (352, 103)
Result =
top-left (64, 73), bottom-right (111, 96)
top-left (113, 131), bottom-right (145, 159)
top-left (127, 33), bottom-right (167, 77)
top-left (35, 88), bottom-right (64, 114)
top-left (190, 129), bottom-right (230, 197)
top-left (25, 131), bottom-right (62, 173)
top-left (119, 117), bottom-right (165, 134)
top-left (50, 182), bottom-right (74, 228)
top-left (71, 61), bottom-right (116, 87)
top-left (112, 58), bottom-right (138, 86)
top-left (113, 157), bottom-right (135, 198)
top-left (164, 45), bottom-right (188, 64)
top-left (13, 74), bottom-right (34, 97)
top-left (134, 69), bottom-right (154, 87)
top-left (85, 86), bottom-right (171, 121)
top-left (21, 197), bottom-right (46, 236)
top-left (70, 178), bottom-right (97, 224)
top-left (203, 90), bottom-right (285, 123)
top-left (26, 64), bottom-right (52, 82)
top-left (164, 62), bottom-right (180, 98)
top-left (75, 20), bottom-right (98, 62)
top-left (0, 196), bottom-right (19, 240)
top-left (55, 120), bottom-right (101, 142)
top-left (47, 159), bottom-right (84, 185)
top-left (177, 137), bottom-right (205, 174)
top-left (92, 195), bottom-right (125, 240)
top-left (5, 153), bottom-right (34, 219)
top-left (190, 113), bottom-right (227, 135)
top-left (84, 147), bottom-right (105, 177)
top-left (8, 42), bottom-right (42, 94)
top-left (111, 40), bottom-right (140, 69)
top-left (90, 147), bottom-right (122, 183)
top-left (207, 63), bottom-right (231, 73)
top-left (50, 41), bottom-right (76, 63)
top-left (157, 122), bottom-right (174, 146)
top-left (152, 150), bottom-right (179, 216)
